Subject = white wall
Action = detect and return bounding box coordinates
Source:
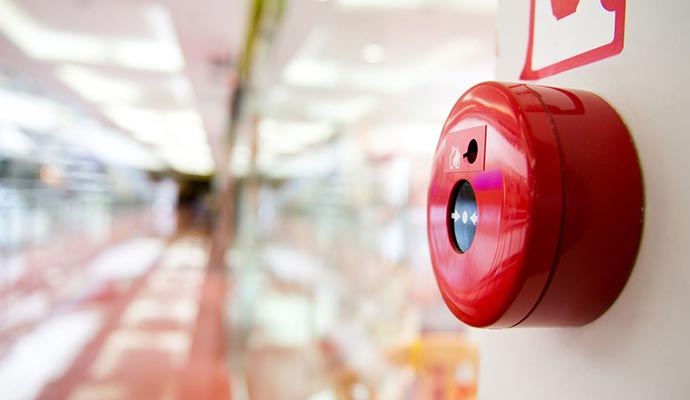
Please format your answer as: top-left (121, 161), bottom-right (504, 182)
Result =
top-left (479, 1), bottom-right (690, 399)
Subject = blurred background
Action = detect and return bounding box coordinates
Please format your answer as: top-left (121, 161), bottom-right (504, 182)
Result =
top-left (0, 0), bottom-right (496, 399)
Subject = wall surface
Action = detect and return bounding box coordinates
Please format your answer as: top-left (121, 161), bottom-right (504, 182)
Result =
top-left (479, 1), bottom-right (690, 399)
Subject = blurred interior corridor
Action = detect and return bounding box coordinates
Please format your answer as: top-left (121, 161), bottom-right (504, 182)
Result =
top-left (1, 199), bottom-right (231, 399)
top-left (0, 0), bottom-right (494, 399)
top-left (3, 0), bottom-right (689, 399)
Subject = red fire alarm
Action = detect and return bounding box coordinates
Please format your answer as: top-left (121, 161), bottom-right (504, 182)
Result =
top-left (427, 82), bottom-right (643, 328)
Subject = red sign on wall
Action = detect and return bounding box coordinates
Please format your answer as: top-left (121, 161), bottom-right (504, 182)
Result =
top-left (521, 0), bottom-right (626, 80)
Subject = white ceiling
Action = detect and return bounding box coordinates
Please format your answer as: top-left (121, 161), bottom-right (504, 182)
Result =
top-left (0, 0), bottom-right (248, 175)
top-left (240, 0), bottom-right (497, 177)
top-left (0, 0), bottom-right (497, 177)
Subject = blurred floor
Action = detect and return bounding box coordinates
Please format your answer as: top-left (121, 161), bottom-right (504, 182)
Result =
top-left (0, 210), bottom-right (230, 400)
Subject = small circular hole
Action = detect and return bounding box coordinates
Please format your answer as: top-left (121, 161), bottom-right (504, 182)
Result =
top-left (464, 139), bottom-right (478, 164)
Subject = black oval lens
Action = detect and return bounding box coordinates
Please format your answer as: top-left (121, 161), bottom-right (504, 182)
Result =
top-left (449, 180), bottom-right (478, 253)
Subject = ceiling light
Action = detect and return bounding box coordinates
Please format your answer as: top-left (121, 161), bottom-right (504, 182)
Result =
top-left (366, 122), bottom-right (441, 154)
top-left (283, 36), bottom-right (489, 95)
top-left (258, 145), bottom-right (340, 179)
top-left (169, 77), bottom-right (194, 104)
top-left (159, 146), bottom-right (215, 176)
top-left (103, 107), bottom-right (214, 175)
top-left (259, 119), bottom-right (335, 155)
top-left (282, 56), bottom-right (412, 93)
top-left (361, 44), bottom-right (385, 64)
top-left (103, 107), bottom-right (205, 145)
top-left (349, 67), bottom-right (413, 93)
top-left (57, 65), bottom-right (141, 104)
top-left (283, 59), bottom-right (341, 88)
top-left (58, 67), bottom-right (195, 108)
top-left (0, 124), bottom-right (35, 156)
top-left (62, 121), bottom-right (166, 171)
top-left (113, 5), bottom-right (185, 72)
top-left (0, 0), bottom-right (184, 72)
top-left (304, 96), bottom-right (378, 123)
top-left (0, 88), bottom-right (60, 131)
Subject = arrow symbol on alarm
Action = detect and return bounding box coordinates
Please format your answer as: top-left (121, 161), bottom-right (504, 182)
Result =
top-left (451, 210), bottom-right (460, 222)
top-left (470, 212), bottom-right (478, 225)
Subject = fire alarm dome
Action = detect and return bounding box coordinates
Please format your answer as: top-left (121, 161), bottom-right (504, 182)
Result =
top-left (427, 82), bottom-right (643, 328)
